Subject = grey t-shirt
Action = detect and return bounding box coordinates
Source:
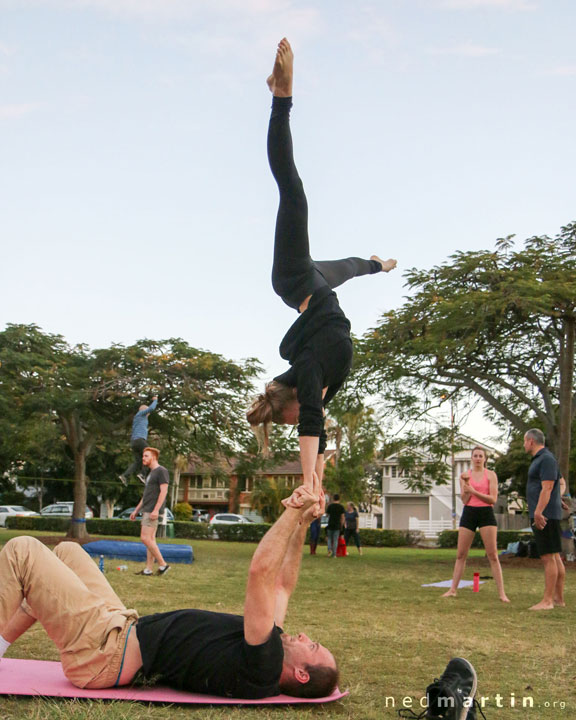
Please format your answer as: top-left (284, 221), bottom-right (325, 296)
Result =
top-left (526, 448), bottom-right (562, 520)
top-left (141, 465), bottom-right (169, 513)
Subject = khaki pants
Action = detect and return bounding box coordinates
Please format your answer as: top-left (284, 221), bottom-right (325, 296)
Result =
top-left (0, 536), bottom-right (138, 688)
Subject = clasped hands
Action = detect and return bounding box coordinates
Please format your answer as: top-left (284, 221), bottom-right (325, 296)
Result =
top-left (281, 472), bottom-right (325, 523)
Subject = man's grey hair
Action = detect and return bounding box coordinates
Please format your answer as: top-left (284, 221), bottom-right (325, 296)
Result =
top-left (525, 428), bottom-right (545, 446)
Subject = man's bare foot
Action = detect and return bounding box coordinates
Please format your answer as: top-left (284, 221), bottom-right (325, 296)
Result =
top-left (554, 599), bottom-right (566, 607)
top-left (528, 601), bottom-right (555, 610)
top-left (267, 38), bottom-right (293, 97)
top-left (371, 255), bottom-right (397, 273)
top-left (500, 595), bottom-right (511, 603)
top-left (441, 589), bottom-right (457, 598)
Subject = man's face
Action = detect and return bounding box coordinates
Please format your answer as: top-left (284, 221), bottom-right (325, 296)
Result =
top-left (142, 450), bottom-right (154, 466)
top-left (523, 435), bottom-right (533, 455)
top-left (281, 633), bottom-right (336, 672)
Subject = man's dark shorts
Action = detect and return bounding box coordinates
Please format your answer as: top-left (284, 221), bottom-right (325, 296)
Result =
top-left (531, 518), bottom-right (562, 556)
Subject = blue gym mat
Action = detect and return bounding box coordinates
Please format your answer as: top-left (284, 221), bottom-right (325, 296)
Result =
top-left (83, 540), bottom-right (193, 564)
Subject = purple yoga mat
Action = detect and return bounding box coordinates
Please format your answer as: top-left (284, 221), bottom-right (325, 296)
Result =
top-left (0, 659), bottom-right (348, 705)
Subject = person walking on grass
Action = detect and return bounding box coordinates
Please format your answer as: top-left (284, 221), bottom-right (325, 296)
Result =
top-left (344, 502), bottom-right (362, 555)
top-left (523, 428), bottom-right (565, 610)
top-left (130, 447), bottom-right (170, 576)
top-left (119, 396), bottom-right (158, 486)
top-left (442, 446), bottom-right (509, 603)
top-left (325, 494), bottom-right (345, 558)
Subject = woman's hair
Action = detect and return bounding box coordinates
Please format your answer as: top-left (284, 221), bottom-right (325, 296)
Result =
top-left (246, 381), bottom-right (295, 454)
top-left (471, 446), bottom-right (488, 466)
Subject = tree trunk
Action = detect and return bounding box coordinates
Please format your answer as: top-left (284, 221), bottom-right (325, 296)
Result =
top-left (67, 449), bottom-right (89, 539)
top-left (558, 316), bottom-right (575, 482)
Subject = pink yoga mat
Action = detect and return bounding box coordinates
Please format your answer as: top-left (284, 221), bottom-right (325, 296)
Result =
top-left (0, 659), bottom-right (348, 705)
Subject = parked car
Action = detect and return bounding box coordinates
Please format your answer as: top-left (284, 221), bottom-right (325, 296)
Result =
top-left (0, 505), bottom-right (40, 527)
top-left (114, 507), bottom-right (175, 522)
top-left (191, 509), bottom-right (209, 523)
top-left (209, 513), bottom-right (254, 525)
top-left (40, 502), bottom-right (94, 519)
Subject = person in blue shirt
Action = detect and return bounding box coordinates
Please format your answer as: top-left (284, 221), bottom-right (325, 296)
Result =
top-left (523, 427), bottom-right (565, 610)
top-left (119, 396), bottom-right (158, 486)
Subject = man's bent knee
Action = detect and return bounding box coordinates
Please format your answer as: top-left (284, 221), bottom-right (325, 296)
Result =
top-left (53, 541), bottom-right (85, 561)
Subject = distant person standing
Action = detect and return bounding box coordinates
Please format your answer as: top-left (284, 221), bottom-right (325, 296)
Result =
top-left (325, 494), bottom-right (345, 558)
top-left (559, 476), bottom-right (575, 561)
top-left (119, 396), bottom-right (158, 486)
top-left (344, 502), bottom-right (362, 555)
top-left (523, 428), bottom-right (565, 610)
top-left (309, 516), bottom-right (321, 555)
top-left (131, 447), bottom-right (170, 577)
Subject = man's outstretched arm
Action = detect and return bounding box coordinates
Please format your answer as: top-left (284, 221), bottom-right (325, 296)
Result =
top-left (244, 487), bottom-right (317, 645)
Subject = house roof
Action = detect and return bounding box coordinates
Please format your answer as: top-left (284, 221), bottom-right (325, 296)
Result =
top-left (182, 449), bottom-right (337, 477)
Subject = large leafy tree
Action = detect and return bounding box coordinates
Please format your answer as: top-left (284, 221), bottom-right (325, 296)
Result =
top-left (323, 389), bottom-right (383, 503)
top-left (0, 324), bottom-right (260, 537)
top-left (357, 223), bottom-right (576, 480)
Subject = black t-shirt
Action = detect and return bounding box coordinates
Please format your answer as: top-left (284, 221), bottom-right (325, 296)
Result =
top-left (141, 465), bottom-right (169, 513)
top-left (136, 610), bottom-right (284, 699)
top-left (526, 448), bottom-right (562, 520)
top-left (326, 502), bottom-right (345, 531)
top-left (274, 286), bottom-right (353, 451)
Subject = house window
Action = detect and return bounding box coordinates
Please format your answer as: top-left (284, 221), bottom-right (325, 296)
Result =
top-left (391, 466), bottom-right (397, 478)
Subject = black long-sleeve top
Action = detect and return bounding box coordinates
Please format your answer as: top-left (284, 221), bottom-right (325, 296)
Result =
top-left (274, 286), bottom-right (353, 454)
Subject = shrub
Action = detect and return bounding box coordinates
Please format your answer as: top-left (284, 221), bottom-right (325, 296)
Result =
top-left (173, 521), bottom-right (212, 540)
top-left (6, 516), bottom-right (70, 532)
top-left (173, 502), bottom-right (193, 522)
top-left (211, 523), bottom-right (271, 543)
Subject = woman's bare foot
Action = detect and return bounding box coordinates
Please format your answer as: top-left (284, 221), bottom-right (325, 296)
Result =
top-left (529, 601), bottom-right (555, 610)
top-left (441, 589), bottom-right (457, 598)
top-left (267, 38), bottom-right (293, 97)
top-left (371, 255), bottom-right (397, 273)
top-left (500, 595), bottom-right (511, 603)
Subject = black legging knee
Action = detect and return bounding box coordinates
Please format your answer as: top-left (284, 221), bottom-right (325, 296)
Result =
top-left (267, 97), bottom-right (381, 311)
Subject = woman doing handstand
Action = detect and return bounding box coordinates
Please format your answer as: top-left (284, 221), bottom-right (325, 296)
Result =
top-left (442, 446), bottom-right (510, 603)
top-left (247, 38), bottom-right (396, 489)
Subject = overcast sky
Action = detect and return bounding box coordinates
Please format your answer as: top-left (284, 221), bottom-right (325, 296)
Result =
top-left (2, 0), bottom-right (574, 447)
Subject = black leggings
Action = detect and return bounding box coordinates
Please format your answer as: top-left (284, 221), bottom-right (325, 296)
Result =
top-left (267, 97), bottom-right (381, 310)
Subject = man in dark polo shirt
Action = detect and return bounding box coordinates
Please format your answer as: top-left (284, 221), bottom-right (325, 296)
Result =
top-left (523, 428), bottom-right (565, 610)
top-left (130, 447), bottom-right (170, 576)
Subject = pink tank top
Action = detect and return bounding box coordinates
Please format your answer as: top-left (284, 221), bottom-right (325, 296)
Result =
top-left (466, 468), bottom-right (492, 507)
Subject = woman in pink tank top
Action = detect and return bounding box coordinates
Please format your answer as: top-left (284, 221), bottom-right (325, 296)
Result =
top-left (442, 446), bottom-right (510, 603)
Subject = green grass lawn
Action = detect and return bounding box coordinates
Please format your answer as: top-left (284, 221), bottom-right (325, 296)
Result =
top-left (0, 530), bottom-right (574, 719)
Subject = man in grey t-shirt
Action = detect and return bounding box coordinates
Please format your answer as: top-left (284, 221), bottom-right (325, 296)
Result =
top-left (130, 447), bottom-right (170, 576)
top-left (524, 428), bottom-right (565, 610)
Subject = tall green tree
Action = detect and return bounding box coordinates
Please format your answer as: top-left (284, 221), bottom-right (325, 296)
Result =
top-left (357, 223), bottom-right (576, 480)
top-left (323, 389), bottom-right (383, 503)
top-left (0, 324), bottom-right (260, 538)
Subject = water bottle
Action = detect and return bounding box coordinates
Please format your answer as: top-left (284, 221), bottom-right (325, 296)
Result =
top-left (116, 564), bottom-right (128, 571)
top-left (99, 554), bottom-right (104, 573)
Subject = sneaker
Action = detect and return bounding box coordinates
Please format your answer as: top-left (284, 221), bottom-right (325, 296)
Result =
top-left (398, 658), bottom-right (480, 720)
top-left (427, 658), bottom-right (477, 720)
top-left (118, 474), bottom-right (128, 487)
top-left (157, 565), bottom-right (171, 575)
top-left (137, 473), bottom-right (146, 484)
top-left (135, 569), bottom-right (153, 576)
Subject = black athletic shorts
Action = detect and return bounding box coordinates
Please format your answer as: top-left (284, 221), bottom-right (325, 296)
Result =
top-left (459, 505), bottom-right (497, 532)
top-left (531, 518), bottom-right (562, 556)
